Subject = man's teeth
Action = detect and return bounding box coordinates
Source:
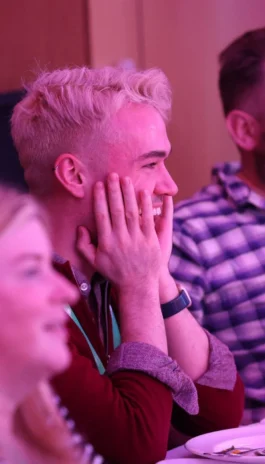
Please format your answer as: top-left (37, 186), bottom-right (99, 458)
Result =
top-left (138, 207), bottom-right (162, 216)
top-left (153, 207), bottom-right (162, 216)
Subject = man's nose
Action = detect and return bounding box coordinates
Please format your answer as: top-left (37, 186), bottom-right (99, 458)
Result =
top-left (156, 169), bottom-right (178, 196)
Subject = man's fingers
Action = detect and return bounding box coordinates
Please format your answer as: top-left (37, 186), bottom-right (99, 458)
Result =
top-left (140, 189), bottom-right (154, 236)
top-left (161, 194), bottom-right (173, 222)
top-left (155, 195), bottom-right (173, 235)
top-left (120, 176), bottom-right (139, 234)
top-left (76, 226), bottom-right (96, 264)
top-left (107, 173), bottom-right (126, 230)
top-left (155, 195), bottom-right (174, 264)
top-left (94, 181), bottom-right (112, 242)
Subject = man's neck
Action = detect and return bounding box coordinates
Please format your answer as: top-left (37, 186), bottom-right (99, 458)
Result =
top-left (53, 235), bottom-right (95, 282)
top-left (239, 153), bottom-right (265, 197)
top-left (44, 199), bottom-right (95, 282)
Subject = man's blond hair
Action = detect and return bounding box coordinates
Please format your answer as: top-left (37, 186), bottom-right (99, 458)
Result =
top-left (11, 66), bottom-right (172, 195)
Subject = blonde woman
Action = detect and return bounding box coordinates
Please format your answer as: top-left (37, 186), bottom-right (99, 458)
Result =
top-left (0, 185), bottom-right (104, 464)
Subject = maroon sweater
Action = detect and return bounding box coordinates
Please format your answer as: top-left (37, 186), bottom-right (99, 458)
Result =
top-left (51, 261), bottom-right (244, 464)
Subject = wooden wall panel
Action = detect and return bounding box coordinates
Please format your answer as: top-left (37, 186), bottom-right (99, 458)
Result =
top-left (140, 0), bottom-right (265, 199)
top-left (87, 0), bottom-right (140, 68)
top-left (0, 0), bottom-right (89, 92)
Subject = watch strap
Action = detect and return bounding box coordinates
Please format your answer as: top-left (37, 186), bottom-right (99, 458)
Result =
top-left (161, 288), bottom-right (191, 319)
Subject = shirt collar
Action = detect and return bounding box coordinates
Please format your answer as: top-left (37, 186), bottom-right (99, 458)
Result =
top-left (52, 253), bottom-right (106, 297)
top-left (212, 162), bottom-right (265, 210)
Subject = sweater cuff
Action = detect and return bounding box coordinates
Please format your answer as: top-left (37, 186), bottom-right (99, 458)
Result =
top-left (196, 330), bottom-right (237, 390)
top-left (107, 342), bottom-right (199, 415)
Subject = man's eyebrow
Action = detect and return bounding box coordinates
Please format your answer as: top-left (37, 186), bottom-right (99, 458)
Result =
top-left (137, 150), bottom-right (171, 161)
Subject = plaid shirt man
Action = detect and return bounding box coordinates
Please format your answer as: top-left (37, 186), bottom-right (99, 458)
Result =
top-left (169, 162), bottom-right (265, 424)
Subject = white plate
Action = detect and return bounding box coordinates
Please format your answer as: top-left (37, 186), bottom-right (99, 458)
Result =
top-left (185, 423), bottom-right (265, 463)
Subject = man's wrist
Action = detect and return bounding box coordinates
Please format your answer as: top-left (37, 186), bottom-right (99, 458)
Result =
top-left (115, 275), bottom-right (159, 291)
top-left (116, 278), bottom-right (160, 306)
top-left (159, 268), bottom-right (180, 303)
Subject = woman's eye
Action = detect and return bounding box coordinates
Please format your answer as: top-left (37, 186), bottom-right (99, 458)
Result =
top-left (22, 267), bottom-right (41, 278)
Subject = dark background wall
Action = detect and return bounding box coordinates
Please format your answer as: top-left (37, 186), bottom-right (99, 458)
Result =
top-left (0, 91), bottom-right (26, 189)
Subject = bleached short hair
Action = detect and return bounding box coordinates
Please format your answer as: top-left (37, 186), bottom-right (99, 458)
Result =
top-left (11, 66), bottom-right (172, 195)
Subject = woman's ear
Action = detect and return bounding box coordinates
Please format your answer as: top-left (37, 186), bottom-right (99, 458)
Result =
top-left (53, 154), bottom-right (86, 198)
top-left (226, 110), bottom-right (261, 151)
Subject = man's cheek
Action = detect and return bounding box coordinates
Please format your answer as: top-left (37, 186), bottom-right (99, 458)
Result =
top-left (133, 174), bottom-right (153, 193)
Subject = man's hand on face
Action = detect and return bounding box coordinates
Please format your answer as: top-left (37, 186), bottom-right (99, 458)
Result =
top-left (76, 173), bottom-right (162, 290)
top-left (154, 194), bottom-right (180, 301)
top-left (154, 195), bottom-right (174, 270)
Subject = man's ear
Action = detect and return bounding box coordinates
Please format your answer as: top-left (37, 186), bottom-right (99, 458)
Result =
top-left (53, 154), bottom-right (86, 198)
top-left (226, 110), bottom-right (261, 151)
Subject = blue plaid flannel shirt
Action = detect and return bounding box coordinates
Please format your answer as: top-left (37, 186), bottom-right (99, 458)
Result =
top-left (169, 162), bottom-right (265, 424)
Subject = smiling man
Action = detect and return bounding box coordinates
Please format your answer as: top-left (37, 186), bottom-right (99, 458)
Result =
top-left (11, 66), bottom-right (243, 464)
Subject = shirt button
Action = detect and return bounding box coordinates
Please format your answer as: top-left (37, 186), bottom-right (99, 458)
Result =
top-left (80, 282), bottom-right (88, 292)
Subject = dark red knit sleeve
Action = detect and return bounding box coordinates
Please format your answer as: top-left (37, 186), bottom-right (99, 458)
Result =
top-left (171, 373), bottom-right (244, 436)
top-left (52, 342), bottom-right (173, 464)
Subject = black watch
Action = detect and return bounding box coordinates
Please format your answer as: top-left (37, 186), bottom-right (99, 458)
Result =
top-left (161, 288), bottom-right (191, 319)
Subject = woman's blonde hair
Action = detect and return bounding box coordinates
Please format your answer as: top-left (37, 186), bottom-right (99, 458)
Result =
top-left (14, 383), bottom-right (86, 464)
top-left (0, 183), bottom-right (47, 233)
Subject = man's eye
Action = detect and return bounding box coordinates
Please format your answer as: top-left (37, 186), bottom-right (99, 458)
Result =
top-left (144, 163), bottom-right (157, 169)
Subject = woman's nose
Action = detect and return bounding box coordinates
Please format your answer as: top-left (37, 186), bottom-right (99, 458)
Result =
top-left (53, 272), bottom-right (79, 306)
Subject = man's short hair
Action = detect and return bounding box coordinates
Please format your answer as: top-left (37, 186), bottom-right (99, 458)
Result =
top-left (218, 27), bottom-right (265, 117)
top-left (11, 66), bottom-right (171, 195)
